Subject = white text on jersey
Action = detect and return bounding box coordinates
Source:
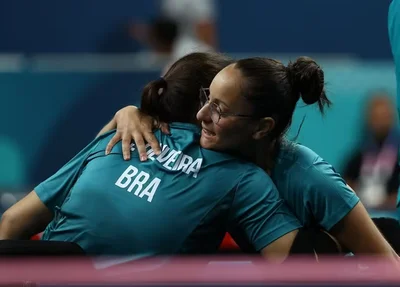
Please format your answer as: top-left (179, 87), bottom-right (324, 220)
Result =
top-left (132, 143), bottom-right (203, 178)
top-left (115, 165), bottom-right (160, 203)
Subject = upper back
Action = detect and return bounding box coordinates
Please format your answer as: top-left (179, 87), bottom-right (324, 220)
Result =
top-left (53, 123), bottom-right (273, 255)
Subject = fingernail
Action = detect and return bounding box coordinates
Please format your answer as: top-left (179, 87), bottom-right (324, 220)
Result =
top-left (140, 155), bottom-right (147, 161)
top-left (124, 155), bottom-right (129, 160)
top-left (154, 149), bottom-right (161, 155)
top-left (105, 150), bottom-right (109, 155)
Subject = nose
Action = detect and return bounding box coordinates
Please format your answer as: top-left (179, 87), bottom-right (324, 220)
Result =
top-left (197, 103), bottom-right (212, 123)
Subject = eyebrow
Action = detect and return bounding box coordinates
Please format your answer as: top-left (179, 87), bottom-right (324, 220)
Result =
top-left (213, 98), bottom-right (230, 109)
top-left (207, 89), bottom-right (230, 109)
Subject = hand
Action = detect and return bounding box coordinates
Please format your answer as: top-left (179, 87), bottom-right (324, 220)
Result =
top-left (105, 106), bottom-right (169, 161)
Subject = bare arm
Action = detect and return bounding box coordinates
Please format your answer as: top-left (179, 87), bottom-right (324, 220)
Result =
top-left (0, 191), bottom-right (53, 240)
top-left (102, 106), bottom-right (165, 160)
top-left (332, 202), bottom-right (399, 262)
top-left (260, 230), bottom-right (298, 263)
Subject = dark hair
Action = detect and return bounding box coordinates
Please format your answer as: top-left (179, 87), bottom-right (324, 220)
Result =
top-left (141, 52), bottom-right (234, 123)
top-left (235, 56), bottom-right (331, 139)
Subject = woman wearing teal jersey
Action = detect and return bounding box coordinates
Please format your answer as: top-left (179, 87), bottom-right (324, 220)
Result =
top-left (103, 55), bottom-right (399, 261)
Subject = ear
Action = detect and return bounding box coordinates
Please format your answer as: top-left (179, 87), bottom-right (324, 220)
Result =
top-left (252, 117), bottom-right (275, 140)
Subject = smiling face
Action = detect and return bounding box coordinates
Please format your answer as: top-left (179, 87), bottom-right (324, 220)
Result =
top-left (196, 64), bottom-right (259, 152)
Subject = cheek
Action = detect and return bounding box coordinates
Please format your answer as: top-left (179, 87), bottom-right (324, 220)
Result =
top-left (215, 121), bottom-right (252, 146)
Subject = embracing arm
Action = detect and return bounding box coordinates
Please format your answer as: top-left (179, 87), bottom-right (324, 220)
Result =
top-left (99, 106), bottom-right (165, 160)
top-left (0, 191), bottom-right (53, 240)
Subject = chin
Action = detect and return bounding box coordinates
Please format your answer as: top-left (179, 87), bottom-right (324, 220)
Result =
top-left (200, 137), bottom-right (214, 150)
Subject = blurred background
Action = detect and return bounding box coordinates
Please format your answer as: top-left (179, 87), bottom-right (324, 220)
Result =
top-left (0, 0), bottom-right (398, 218)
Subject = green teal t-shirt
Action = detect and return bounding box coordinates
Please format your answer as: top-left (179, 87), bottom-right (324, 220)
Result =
top-left (272, 141), bottom-right (360, 230)
top-left (35, 123), bottom-right (301, 256)
top-left (230, 141), bottom-right (360, 253)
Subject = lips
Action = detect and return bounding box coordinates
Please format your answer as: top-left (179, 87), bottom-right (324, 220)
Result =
top-left (202, 126), bottom-right (215, 136)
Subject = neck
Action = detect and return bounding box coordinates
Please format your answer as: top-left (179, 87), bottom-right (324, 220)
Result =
top-left (239, 137), bottom-right (278, 174)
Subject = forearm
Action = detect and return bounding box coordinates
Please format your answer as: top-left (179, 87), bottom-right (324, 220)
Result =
top-left (335, 202), bottom-right (397, 256)
top-left (0, 212), bottom-right (42, 240)
top-left (0, 191), bottom-right (53, 240)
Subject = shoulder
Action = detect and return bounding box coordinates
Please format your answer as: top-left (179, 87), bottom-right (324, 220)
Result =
top-left (90, 130), bottom-right (118, 153)
top-left (275, 141), bottom-right (347, 188)
top-left (276, 141), bottom-right (320, 171)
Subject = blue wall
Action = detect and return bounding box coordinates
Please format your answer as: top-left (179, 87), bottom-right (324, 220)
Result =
top-left (0, 0), bottom-right (393, 58)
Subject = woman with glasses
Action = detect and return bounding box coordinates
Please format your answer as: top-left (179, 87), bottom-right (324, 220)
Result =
top-left (1, 52), bottom-right (337, 261)
top-left (102, 56), bottom-right (399, 261)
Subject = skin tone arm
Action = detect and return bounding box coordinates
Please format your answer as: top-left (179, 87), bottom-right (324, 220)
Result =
top-left (330, 196), bottom-right (399, 261)
top-left (261, 230), bottom-right (299, 263)
top-left (0, 191), bottom-right (53, 240)
top-left (98, 106), bottom-right (164, 160)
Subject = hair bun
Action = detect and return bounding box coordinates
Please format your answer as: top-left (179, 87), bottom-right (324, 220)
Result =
top-left (286, 56), bottom-right (325, 105)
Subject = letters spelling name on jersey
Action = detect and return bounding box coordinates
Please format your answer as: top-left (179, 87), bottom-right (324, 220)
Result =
top-left (116, 143), bottom-right (203, 203)
top-left (132, 143), bottom-right (203, 178)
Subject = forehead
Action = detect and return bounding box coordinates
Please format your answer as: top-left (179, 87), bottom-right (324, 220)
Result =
top-left (209, 64), bottom-right (249, 111)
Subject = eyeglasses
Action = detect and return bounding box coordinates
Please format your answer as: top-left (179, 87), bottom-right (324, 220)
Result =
top-left (199, 87), bottom-right (256, 124)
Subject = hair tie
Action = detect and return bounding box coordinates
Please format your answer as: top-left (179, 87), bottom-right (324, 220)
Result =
top-left (158, 77), bottom-right (167, 96)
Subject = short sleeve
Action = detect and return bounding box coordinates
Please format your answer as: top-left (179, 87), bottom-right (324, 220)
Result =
top-left (34, 136), bottom-right (103, 211)
top-left (228, 169), bottom-right (301, 252)
top-left (306, 160), bottom-right (360, 231)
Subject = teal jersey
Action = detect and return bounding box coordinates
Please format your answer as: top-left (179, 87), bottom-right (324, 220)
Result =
top-left (272, 141), bottom-right (360, 230)
top-left (35, 123), bottom-right (300, 256)
top-left (388, 0), bottom-right (400, 212)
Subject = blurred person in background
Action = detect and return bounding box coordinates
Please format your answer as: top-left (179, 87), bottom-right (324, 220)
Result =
top-left (130, 17), bottom-right (178, 59)
top-left (160, 0), bottom-right (216, 60)
top-left (343, 92), bottom-right (399, 210)
top-left (131, 0), bottom-right (216, 63)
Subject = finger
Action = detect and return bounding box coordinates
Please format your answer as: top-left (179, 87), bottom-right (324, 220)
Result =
top-left (133, 133), bottom-right (147, 161)
top-left (160, 123), bottom-right (171, 135)
top-left (105, 134), bottom-right (121, 155)
top-left (144, 132), bottom-right (161, 155)
top-left (121, 137), bottom-right (132, 160)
